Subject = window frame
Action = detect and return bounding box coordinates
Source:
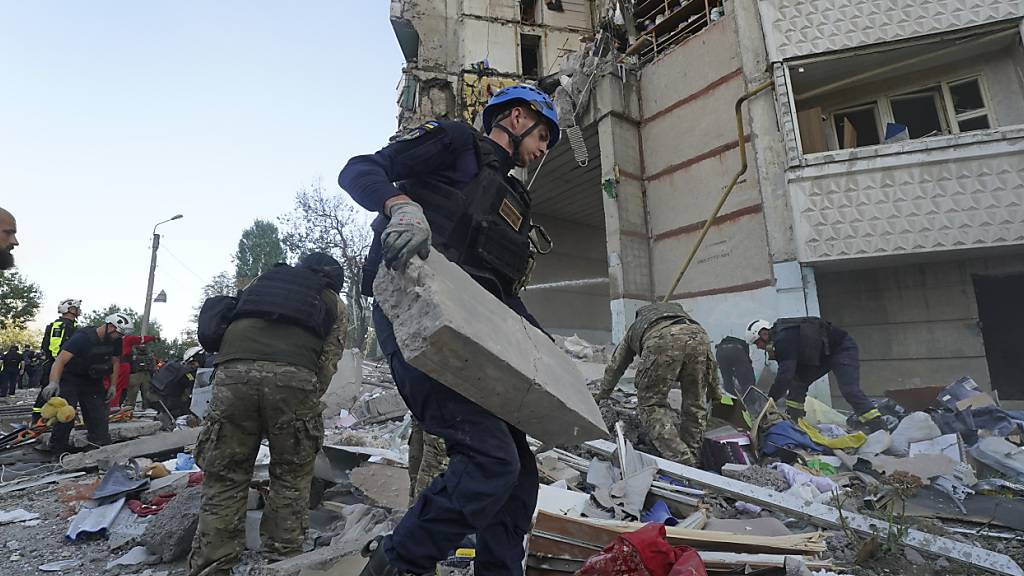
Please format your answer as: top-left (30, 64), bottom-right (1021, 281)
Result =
top-left (941, 75), bottom-right (996, 134)
top-left (819, 73), bottom-right (996, 152)
top-left (829, 102), bottom-right (883, 150)
top-left (886, 84), bottom-right (950, 139)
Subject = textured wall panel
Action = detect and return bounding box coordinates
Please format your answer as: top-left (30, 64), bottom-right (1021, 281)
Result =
top-left (790, 142), bottom-right (1024, 261)
top-left (760, 0), bottom-right (1024, 61)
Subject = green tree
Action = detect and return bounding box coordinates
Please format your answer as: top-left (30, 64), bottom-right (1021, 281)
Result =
top-left (81, 304), bottom-right (161, 338)
top-left (184, 270), bottom-right (237, 342)
top-left (279, 180), bottom-right (373, 349)
top-left (234, 219), bottom-right (285, 284)
top-left (0, 270), bottom-right (43, 329)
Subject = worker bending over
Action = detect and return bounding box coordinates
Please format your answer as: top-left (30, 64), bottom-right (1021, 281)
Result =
top-left (596, 302), bottom-right (720, 467)
top-left (746, 317), bottom-right (897, 431)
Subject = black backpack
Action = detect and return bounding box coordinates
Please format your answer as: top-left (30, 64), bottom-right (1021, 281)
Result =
top-left (197, 295), bottom-right (239, 353)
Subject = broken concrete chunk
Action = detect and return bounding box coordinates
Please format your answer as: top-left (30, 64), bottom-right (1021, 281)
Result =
top-left (61, 428), bottom-right (201, 471)
top-left (142, 485), bottom-right (202, 562)
top-left (350, 463), bottom-right (409, 511)
top-left (373, 255), bottom-right (608, 445)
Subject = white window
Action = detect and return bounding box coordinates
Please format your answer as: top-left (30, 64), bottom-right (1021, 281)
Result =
top-left (943, 76), bottom-right (993, 133)
top-left (889, 86), bottom-right (948, 139)
top-left (831, 103), bottom-right (882, 149)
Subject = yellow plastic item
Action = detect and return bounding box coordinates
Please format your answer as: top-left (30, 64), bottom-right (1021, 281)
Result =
top-left (454, 548), bottom-right (476, 558)
top-left (797, 418), bottom-right (867, 450)
top-left (48, 396), bottom-right (68, 409)
top-left (56, 405), bottom-right (77, 424)
top-left (802, 396), bottom-right (848, 426)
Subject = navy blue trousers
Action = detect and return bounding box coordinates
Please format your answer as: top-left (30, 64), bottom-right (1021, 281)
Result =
top-left (375, 308), bottom-right (538, 575)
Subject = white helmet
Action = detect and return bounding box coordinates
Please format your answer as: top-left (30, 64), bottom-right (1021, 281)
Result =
top-left (745, 319), bottom-right (773, 344)
top-left (183, 346), bottom-right (204, 364)
top-left (58, 299), bottom-right (82, 314)
top-left (105, 312), bottom-right (133, 335)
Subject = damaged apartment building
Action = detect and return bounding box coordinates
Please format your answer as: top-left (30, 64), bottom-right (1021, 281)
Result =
top-left (387, 0), bottom-right (1024, 408)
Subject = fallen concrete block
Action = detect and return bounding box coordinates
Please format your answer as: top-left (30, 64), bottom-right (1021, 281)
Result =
top-left (351, 389), bottom-right (406, 422)
top-left (350, 463), bottom-right (409, 510)
top-left (321, 349), bottom-right (364, 418)
top-left (39, 420), bottom-right (163, 450)
top-left (142, 485), bottom-right (202, 562)
top-left (61, 428), bottom-right (200, 471)
top-left (373, 255), bottom-right (607, 446)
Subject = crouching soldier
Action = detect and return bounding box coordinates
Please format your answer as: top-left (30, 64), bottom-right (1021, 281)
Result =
top-left (596, 302), bottom-right (720, 467)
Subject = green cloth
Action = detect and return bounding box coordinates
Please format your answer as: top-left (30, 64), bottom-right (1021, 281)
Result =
top-left (216, 290), bottom-right (339, 373)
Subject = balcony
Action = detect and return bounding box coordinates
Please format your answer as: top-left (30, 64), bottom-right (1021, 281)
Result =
top-left (789, 127), bottom-right (1024, 263)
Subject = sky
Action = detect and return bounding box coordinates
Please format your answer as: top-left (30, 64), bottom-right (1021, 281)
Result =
top-left (1, 1), bottom-right (403, 338)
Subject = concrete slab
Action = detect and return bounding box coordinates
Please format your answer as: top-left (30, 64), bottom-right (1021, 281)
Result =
top-left (61, 428), bottom-right (201, 471)
top-left (141, 485), bottom-right (201, 562)
top-left (39, 420), bottom-right (162, 450)
top-left (373, 255), bottom-right (608, 446)
top-left (321, 350), bottom-right (364, 418)
top-left (350, 463), bottom-right (409, 511)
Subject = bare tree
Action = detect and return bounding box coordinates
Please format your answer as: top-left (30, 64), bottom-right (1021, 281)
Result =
top-left (279, 180), bottom-right (373, 349)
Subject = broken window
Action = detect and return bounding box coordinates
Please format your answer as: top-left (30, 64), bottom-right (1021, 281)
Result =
top-left (521, 0), bottom-right (538, 24)
top-left (832, 104), bottom-right (881, 149)
top-left (520, 33), bottom-right (541, 79)
top-left (890, 87), bottom-right (947, 139)
top-left (946, 77), bottom-right (992, 133)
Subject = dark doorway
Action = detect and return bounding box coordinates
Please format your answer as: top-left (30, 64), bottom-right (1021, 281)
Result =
top-left (974, 274), bottom-right (1024, 400)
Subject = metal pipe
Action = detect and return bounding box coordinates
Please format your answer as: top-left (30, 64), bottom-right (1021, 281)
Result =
top-left (662, 79), bottom-right (774, 302)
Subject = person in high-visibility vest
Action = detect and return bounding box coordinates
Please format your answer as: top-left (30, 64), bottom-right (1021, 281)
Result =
top-left (31, 299), bottom-right (81, 423)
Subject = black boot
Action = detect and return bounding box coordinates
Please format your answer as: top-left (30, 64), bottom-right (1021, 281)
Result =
top-left (358, 536), bottom-right (405, 576)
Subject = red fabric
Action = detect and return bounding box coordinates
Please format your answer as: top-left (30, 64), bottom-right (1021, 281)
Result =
top-left (188, 472), bottom-right (204, 487)
top-left (108, 335), bottom-right (156, 408)
top-left (577, 524), bottom-right (707, 576)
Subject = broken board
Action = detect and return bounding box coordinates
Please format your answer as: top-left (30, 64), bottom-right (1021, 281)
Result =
top-left (374, 254), bottom-right (607, 445)
top-left (586, 439), bottom-right (1024, 576)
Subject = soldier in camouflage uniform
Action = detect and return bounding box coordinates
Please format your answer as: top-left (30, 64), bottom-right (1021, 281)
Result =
top-left (407, 421), bottom-right (448, 500)
top-left (596, 303), bottom-right (720, 466)
top-left (189, 253), bottom-right (348, 576)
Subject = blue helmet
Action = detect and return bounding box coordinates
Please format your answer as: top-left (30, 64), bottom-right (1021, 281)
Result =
top-left (482, 85), bottom-right (560, 149)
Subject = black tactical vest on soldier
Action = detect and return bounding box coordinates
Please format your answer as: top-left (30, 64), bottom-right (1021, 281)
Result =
top-left (398, 131), bottom-right (533, 299)
top-left (772, 317), bottom-right (833, 366)
top-left (65, 328), bottom-right (118, 381)
top-left (626, 302), bottom-right (695, 352)
top-left (233, 264), bottom-right (336, 339)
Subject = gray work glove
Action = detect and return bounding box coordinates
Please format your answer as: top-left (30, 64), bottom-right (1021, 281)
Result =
top-left (42, 381), bottom-right (59, 401)
top-left (382, 200), bottom-right (431, 270)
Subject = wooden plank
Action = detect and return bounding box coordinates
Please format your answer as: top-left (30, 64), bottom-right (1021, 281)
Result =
top-left (586, 439), bottom-right (1024, 576)
top-left (534, 511), bottom-right (825, 555)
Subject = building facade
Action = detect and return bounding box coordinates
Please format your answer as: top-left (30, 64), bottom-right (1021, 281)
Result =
top-left (387, 0), bottom-right (1024, 405)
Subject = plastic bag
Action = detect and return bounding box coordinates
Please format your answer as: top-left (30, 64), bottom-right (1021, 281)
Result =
top-left (886, 412), bottom-right (940, 457)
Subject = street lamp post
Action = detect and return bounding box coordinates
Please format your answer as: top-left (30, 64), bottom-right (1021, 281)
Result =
top-left (141, 214), bottom-right (183, 338)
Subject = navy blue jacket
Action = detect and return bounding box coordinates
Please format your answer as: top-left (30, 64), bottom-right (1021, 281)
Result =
top-left (337, 121), bottom-right (544, 353)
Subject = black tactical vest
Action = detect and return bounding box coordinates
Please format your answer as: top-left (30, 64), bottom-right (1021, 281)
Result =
top-left (772, 317), bottom-right (832, 366)
top-left (65, 328), bottom-right (118, 380)
top-left (233, 265), bottom-right (336, 338)
top-left (400, 131), bottom-right (533, 299)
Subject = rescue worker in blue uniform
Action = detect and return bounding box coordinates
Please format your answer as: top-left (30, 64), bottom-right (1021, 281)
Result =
top-left (746, 317), bottom-right (898, 432)
top-left (339, 85), bottom-right (559, 576)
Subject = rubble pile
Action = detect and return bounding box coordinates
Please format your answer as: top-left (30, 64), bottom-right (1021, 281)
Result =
top-left (2, 345), bottom-right (1024, 576)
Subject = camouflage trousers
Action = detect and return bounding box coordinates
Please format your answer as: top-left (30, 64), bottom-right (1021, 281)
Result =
top-left (407, 419), bottom-right (448, 500)
top-left (636, 323), bottom-right (718, 466)
top-left (188, 360), bottom-right (324, 576)
top-left (122, 371), bottom-right (149, 408)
